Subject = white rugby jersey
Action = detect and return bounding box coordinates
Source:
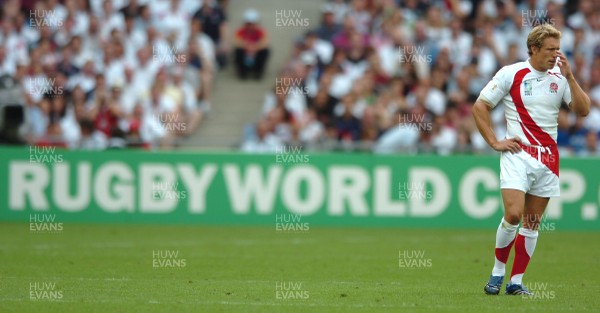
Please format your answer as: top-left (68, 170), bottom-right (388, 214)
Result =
top-left (479, 60), bottom-right (572, 147)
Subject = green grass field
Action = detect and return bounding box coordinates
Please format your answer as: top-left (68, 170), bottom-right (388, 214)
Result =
top-left (1, 223), bottom-right (598, 312)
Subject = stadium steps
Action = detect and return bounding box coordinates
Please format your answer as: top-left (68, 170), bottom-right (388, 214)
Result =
top-left (181, 0), bottom-right (323, 150)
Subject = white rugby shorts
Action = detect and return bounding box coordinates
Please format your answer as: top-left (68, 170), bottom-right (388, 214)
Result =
top-left (500, 144), bottom-right (560, 197)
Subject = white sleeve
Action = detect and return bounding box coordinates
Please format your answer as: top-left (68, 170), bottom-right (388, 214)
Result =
top-left (563, 82), bottom-right (572, 107)
top-left (479, 67), bottom-right (510, 108)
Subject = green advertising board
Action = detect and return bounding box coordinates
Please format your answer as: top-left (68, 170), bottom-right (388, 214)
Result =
top-left (0, 147), bottom-right (598, 230)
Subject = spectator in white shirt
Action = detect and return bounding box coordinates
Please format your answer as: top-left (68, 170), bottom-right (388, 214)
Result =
top-left (97, 0), bottom-right (125, 41)
top-left (373, 110), bottom-right (419, 154)
top-left (241, 119), bottom-right (283, 153)
top-left (298, 107), bottom-right (325, 145)
top-left (78, 118), bottom-right (108, 150)
top-left (164, 66), bottom-right (203, 136)
top-left (0, 46), bottom-right (16, 76)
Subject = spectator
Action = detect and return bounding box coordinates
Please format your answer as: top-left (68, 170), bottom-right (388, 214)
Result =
top-left (165, 66), bottom-right (203, 136)
top-left (108, 127), bottom-right (127, 149)
top-left (241, 119), bottom-right (282, 153)
top-left (78, 118), bottom-right (107, 150)
top-left (1, 0), bottom-right (220, 150)
top-left (579, 130), bottom-right (600, 156)
top-left (298, 107), bottom-right (325, 146)
top-left (430, 115), bottom-right (457, 155)
top-left (235, 0), bottom-right (600, 154)
top-left (61, 86), bottom-right (88, 148)
top-left (187, 26), bottom-right (214, 111)
top-left (89, 84), bottom-right (120, 138)
top-left (334, 94), bottom-right (361, 141)
top-left (373, 110), bottom-right (419, 154)
top-left (568, 117), bottom-right (589, 154)
top-left (557, 107), bottom-right (571, 155)
top-left (314, 6), bottom-right (342, 42)
top-left (233, 8), bottom-right (269, 80)
top-left (0, 46), bottom-right (16, 76)
top-left (304, 30), bottom-right (334, 66)
top-left (193, 0), bottom-right (229, 68)
top-left (126, 102), bottom-right (166, 148)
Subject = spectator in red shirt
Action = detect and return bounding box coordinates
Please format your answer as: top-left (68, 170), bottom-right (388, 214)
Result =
top-left (233, 8), bottom-right (269, 80)
top-left (89, 85), bottom-right (120, 138)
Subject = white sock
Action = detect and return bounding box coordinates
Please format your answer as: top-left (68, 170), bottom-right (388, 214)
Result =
top-left (510, 227), bottom-right (538, 285)
top-left (491, 218), bottom-right (519, 276)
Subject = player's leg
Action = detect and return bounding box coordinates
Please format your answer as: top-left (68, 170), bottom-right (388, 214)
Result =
top-left (484, 151), bottom-right (530, 295)
top-left (507, 193), bottom-right (549, 295)
top-left (484, 188), bottom-right (525, 295)
top-left (496, 189), bottom-right (525, 272)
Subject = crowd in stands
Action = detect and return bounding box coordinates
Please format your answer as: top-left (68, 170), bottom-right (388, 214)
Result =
top-left (241, 0), bottom-right (600, 156)
top-left (0, 0), bottom-right (228, 149)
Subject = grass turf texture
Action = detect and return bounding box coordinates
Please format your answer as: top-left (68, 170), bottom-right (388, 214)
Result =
top-left (1, 223), bottom-right (598, 312)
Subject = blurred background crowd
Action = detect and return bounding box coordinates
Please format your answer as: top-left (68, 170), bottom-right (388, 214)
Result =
top-left (0, 0), bottom-right (599, 155)
top-left (241, 0), bottom-right (600, 156)
top-left (0, 0), bottom-right (229, 149)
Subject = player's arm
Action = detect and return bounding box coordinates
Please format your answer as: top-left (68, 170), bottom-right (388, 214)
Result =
top-left (557, 51), bottom-right (590, 117)
top-left (472, 97), bottom-right (522, 153)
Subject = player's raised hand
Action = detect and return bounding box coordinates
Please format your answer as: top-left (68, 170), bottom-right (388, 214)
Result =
top-left (556, 51), bottom-right (573, 78)
top-left (492, 137), bottom-right (522, 153)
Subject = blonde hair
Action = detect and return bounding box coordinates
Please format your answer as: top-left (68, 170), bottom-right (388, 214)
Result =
top-left (527, 24), bottom-right (562, 56)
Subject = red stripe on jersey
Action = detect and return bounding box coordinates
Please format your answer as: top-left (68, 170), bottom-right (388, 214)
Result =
top-left (510, 68), bottom-right (556, 146)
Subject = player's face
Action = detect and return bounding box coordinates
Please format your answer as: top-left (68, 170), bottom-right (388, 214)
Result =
top-left (533, 37), bottom-right (560, 71)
